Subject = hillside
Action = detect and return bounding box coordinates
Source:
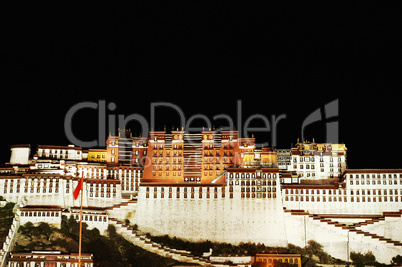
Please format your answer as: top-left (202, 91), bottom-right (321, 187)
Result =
top-left (0, 200), bottom-right (15, 249)
top-left (14, 215), bottom-right (188, 267)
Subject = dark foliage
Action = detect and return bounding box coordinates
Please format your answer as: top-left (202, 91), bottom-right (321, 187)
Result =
top-left (350, 251), bottom-right (379, 267)
top-left (15, 216), bottom-right (181, 267)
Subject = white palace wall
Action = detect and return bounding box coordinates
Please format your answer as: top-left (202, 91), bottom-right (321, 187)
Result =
top-left (0, 175), bottom-right (122, 209)
top-left (3, 162), bottom-right (402, 264)
top-left (134, 183), bottom-right (288, 246)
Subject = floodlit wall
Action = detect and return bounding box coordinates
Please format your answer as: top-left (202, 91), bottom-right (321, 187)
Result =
top-left (134, 184), bottom-right (288, 246)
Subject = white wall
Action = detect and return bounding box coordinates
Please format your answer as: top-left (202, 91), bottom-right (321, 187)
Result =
top-left (134, 185), bottom-right (288, 246)
top-left (10, 147), bottom-right (30, 165)
top-left (283, 211), bottom-right (402, 264)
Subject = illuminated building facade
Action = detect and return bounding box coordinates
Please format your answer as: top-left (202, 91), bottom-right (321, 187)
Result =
top-left (104, 129), bottom-right (277, 184)
top-left (87, 149), bottom-right (107, 163)
top-left (1, 129), bottom-right (402, 264)
top-left (287, 141), bottom-right (347, 180)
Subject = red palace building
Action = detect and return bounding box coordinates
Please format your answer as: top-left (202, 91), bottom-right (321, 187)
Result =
top-left (105, 128), bottom-right (277, 184)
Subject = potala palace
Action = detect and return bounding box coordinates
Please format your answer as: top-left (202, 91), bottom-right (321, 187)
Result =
top-left (1, 129), bottom-right (402, 265)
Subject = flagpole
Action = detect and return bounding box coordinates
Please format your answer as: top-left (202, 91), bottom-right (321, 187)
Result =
top-left (78, 180), bottom-right (83, 266)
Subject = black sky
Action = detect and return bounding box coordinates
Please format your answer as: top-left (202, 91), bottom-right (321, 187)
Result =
top-left (1, 3), bottom-right (402, 168)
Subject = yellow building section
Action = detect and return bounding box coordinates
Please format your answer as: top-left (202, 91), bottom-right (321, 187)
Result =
top-left (254, 254), bottom-right (301, 267)
top-left (331, 143), bottom-right (347, 151)
top-left (88, 149), bottom-right (107, 162)
top-left (243, 153), bottom-right (254, 163)
top-left (261, 153), bottom-right (277, 167)
top-left (315, 143), bottom-right (347, 152)
top-left (241, 149), bottom-right (277, 168)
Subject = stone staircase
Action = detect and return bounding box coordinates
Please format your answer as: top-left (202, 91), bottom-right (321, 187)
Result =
top-left (283, 207), bottom-right (402, 263)
top-left (105, 196), bottom-right (137, 223)
top-left (0, 211), bottom-right (19, 267)
top-left (107, 217), bottom-right (212, 266)
top-left (284, 208), bottom-right (402, 248)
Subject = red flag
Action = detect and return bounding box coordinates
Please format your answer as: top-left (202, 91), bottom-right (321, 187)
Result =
top-left (73, 177), bottom-right (83, 200)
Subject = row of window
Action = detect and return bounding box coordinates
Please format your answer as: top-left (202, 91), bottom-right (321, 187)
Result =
top-left (295, 163), bottom-right (342, 168)
top-left (256, 257), bottom-right (299, 264)
top-left (89, 192), bottom-right (116, 198)
top-left (89, 170), bottom-right (142, 178)
top-left (89, 154), bottom-right (106, 159)
top-left (121, 182), bottom-right (138, 191)
top-left (153, 144), bottom-right (183, 150)
top-left (152, 171), bottom-right (182, 176)
top-left (153, 150), bottom-right (181, 156)
top-left (152, 156), bottom-right (183, 163)
top-left (296, 168), bottom-right (342, 176)
top-left (229, 180), bottom-right (277, 186)
top-left (349, 174), bottom-right (402, 179)
top-left (4, 181), bottom-right (60, 189)
top-left (38, 149), bottom-right (81, 155)
top-left (146, 192), bottom-right (233, 199)
top-left (350, 179), bottom-right (402, 185)
top-left (36, 164), bottom-right (60, 169)
top-left (293, 156), bottom-right (342, 162)
top-left (3, 187), bottom-right (117, 197)
top-left (88, 186), bottom-right (116, 193)
top-left (203, 156), bottom-right (234, 162)
top-left (241, 187), bottom-right (276, 192)
top-left (285, 188), bottom-right (344, 195)
top-left (21, 211), bottom-right (60, 217)
top-left (350, 189), bottom-right (402, 195)
top-left (228, 173), bottom-right (277, 179)
top-left (4, 188), bottom-right (60, 194)
top-left (285, 188), bottom-right (402, 196)
top-left (3, 182), bottom-right (117, 193)
top-left (146, 186), bottom-right (224, 193)
top-left (241, 192), bottom-right (276, 198)
top-left (285, 195), bottom-right (402, 203)
top-left (72, 214), bottom-right (107, 222)
top-left (134, 150), bottom-right (147, 155)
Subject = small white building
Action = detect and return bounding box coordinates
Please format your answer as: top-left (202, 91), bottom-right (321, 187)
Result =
top-left (37, 145), bottom-right (82, 161)
top-left (287, 142), bottom-right (347, 181)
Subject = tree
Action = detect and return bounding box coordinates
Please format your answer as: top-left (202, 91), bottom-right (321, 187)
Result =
top-left (392, 255), bottom-right (402, 265)
top-left (68, 215), bottom-right (79, 236)
top-left (364, 251), bottom-right (376, 265)
top-left (24, 221), bottom-right (34, 229)
top-left (38, 222), bottom-right (51, 237)
top-left (307, 240), bottom-right (323, 255)
top-left (350, 251), bottom-right (376, 267)
top-left (107, 224), bottom-right (117, 238)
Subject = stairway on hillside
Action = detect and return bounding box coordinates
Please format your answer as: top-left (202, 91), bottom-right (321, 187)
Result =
top-left (107, 216), bottom-right (211, 265)
top-left (283, 207), bottom-right (402, 248)
top-left (105, 196), bottom-right (137, 222)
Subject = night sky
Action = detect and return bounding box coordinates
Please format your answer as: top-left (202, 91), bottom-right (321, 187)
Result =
top-left (1, 3), bottom-right (402, 169)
